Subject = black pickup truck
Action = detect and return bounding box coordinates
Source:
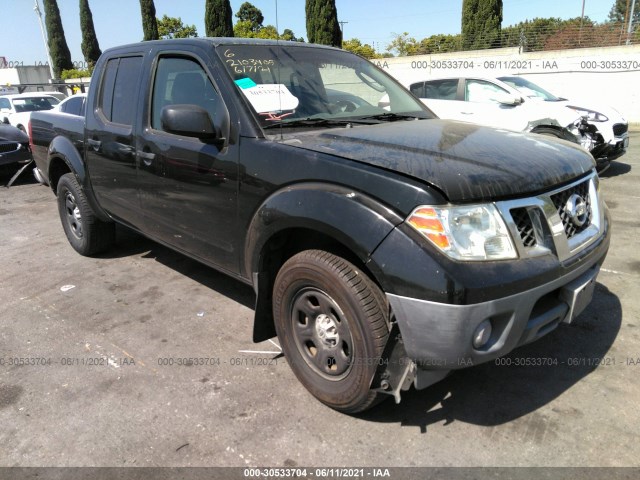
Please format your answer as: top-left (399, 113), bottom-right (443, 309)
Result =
top-left (30, 38), bottom-right (610, 413)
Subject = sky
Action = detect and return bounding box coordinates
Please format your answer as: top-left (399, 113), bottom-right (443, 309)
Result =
top-left (1, 0), bottom-right (619, 66)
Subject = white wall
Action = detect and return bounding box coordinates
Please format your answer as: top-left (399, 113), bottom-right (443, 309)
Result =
top-left (377, 45), bottom-right (640, 125)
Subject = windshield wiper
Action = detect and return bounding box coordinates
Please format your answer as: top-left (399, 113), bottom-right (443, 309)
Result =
top-left (356, 112), bottom-right (426, 122)
top-left (262, 118), bottom-right (359, 130)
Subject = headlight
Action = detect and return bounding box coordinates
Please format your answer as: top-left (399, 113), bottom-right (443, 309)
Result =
top-left (567, 106), bottom-right (608, 123)
top-left (407, 204), bottom-right (517, 261)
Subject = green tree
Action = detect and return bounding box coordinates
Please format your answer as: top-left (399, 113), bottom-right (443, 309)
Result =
top-left (608, 0), bottom-right (640, 25)
top-left (501, 17), bottom-right (565, 51)
top-left (205, 0), bottom-right (233, 37)
top-left (43, 0), bottom-right (73, 78)
top-left (139, 0), bottom-right (159, 41)
top-left (386, 32), bottom-right (420, 56)
top-left (255, 25), bottom-right (279, 39)
top-left (157, 15), bottom-right (197, 39)
top-left (236, 2), bottom-right (264, 31)
top-left (342, 39), bottom-right (379, 59)
top-left (281, 29), bottom-right (304, 42)
top-left (79, 0), bottom-right (101, 68)
top-left (462, 0), bottom-right (503, 50)
top-left (305, 0), bottom-right (342, 47)
top-left (417, 34), bottom-right (462, 54)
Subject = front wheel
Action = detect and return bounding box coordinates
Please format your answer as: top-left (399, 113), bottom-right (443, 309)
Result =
top-left (273, 250), bottom-right (390, 413)
top-left (57, 173), bottom-right (115, 256)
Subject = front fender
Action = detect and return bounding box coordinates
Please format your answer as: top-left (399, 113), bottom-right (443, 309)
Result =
top-left (244, 182), bottom-right (404, 280)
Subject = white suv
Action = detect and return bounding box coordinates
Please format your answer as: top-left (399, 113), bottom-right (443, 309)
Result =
top-left (408, 76), bottom-right (601, 164)
top-left (0, 93), bottom-right (60, 132)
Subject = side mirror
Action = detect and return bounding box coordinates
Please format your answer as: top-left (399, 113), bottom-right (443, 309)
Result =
top-left (496, 94), bottom-right (521, 106)
top-left (161, 104), bottom-right (228, 147)
top-left (2, 117), bottom-right (9, 124)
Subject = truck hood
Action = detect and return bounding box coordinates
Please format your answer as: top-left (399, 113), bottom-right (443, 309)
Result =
top-left (283, 119), bottom-right (595, 202)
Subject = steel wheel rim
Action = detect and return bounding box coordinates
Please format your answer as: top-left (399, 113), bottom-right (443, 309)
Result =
top-left (64, 191), bottom-right (83, 239)
top-left (290, 287), bottom-right (354, 380)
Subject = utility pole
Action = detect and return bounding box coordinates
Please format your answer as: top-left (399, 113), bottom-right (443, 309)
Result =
top-left (579, 0), bottom-right (585, 46)
top-left (628, 0), bottom-right (637, 45)
top-left (339, 21), bottom-right (348, 40)
top-left (34, 0), bottom-right (56, 80)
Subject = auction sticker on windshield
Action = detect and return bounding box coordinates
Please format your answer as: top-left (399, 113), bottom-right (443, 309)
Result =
top-left (237, 83), bottom-right (299, 114)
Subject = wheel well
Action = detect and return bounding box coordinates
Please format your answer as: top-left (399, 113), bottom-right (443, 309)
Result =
top-left (48, 157), bottom-right (72, 194)
top-left (252, 228), bottom-right (383, 342)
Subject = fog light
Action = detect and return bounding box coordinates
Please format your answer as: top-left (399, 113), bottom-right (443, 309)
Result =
top-left (472, 319), bottom-right (492, 349)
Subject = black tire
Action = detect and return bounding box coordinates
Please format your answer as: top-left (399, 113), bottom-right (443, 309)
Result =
top-left (56, 173), bottom-right (115, 256)
top-left (273, 250), bottom-right (390, 413)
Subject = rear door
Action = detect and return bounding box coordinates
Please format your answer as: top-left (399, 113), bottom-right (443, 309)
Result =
top-left (136, 49), bottom-right (240, 273)
top-left (417, 78), bottom-right (465, 120)
top-left (85, 54), bottom-right (145, 227)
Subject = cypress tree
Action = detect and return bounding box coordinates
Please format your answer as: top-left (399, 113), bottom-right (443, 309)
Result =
top-left (462, 0), bottom-right (503, 50)
top-left (79, 0), bottom-right (101, 68)
top-left (43, 0), bottom-right (73, 78)
top-left (205, 0), bottom-right (234, 37)
top-left (139, 0), bottom-right (159, 41)
top-left (306, 0), bottom-right (341, 47)
top-left (305, 0), bottom-right (317, 43)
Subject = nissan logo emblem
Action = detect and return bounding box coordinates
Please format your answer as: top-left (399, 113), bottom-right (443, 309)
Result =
top-left (565, 194), bottom-right (588, 227)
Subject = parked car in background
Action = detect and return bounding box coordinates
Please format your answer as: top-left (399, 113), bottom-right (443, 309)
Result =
top-left (408, 76), bottom-right (602, 165)
top-left (53, 93), bottom-right (87, 117)
top-left (0, 93), bottom-right (60, 132)
top-left (498, 75), bottom-right (629, 170)
top-left (0, 123), bottom-right (31, 170)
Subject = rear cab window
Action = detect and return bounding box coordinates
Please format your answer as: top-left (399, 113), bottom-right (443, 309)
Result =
top-left (98, 56), bottom-right (143, 126)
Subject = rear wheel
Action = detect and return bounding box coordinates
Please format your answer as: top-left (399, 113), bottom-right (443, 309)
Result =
top-left (273, 250), bottom-right (390, 413)
top-left (57, 173), bottom-right (115, 256)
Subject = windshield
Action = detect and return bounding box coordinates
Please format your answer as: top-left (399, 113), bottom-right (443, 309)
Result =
top-left (11, 96), bottom-right (59, 113)
top-left (218, 44), bottom-right (434, 129)
top-left (497, 77), bottom-right (561, 102)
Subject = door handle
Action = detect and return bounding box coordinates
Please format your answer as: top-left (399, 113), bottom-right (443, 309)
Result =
top-left (137, 150), bottom-right (156, 166)
top-left (87, 138), bottom-right (101, 151)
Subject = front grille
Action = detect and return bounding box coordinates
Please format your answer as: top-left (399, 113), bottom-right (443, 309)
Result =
top-left (550, 180), bottom-right (592, 239)
top-left (612, 123), bottom-right (628, 137)
top-left (0, 142), bottom-right (20, 154)
top-left (510, 207), bottom-right (537, 247)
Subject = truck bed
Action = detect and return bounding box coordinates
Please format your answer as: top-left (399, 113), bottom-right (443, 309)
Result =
top-left (30, 111), bottom-right (84, 185)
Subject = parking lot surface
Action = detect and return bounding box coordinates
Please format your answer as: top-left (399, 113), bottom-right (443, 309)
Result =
top-left (1, 133), bottom-right (639, 468)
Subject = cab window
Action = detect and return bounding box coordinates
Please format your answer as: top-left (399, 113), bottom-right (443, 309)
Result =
top-left (151, 56), bottom-right (219, 132)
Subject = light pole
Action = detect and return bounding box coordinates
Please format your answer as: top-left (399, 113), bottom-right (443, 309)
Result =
top-left (34, 0), bottom-right (56, 80)
top-left (628, 0), bottom-right (637, 45)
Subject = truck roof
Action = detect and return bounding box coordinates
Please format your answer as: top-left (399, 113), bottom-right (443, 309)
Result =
top-left (101, 37), bottom-right (342, 55)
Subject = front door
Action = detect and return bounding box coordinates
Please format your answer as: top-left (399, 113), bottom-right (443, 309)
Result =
top-left (136, 53), bottom-right (239, 274)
